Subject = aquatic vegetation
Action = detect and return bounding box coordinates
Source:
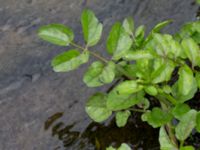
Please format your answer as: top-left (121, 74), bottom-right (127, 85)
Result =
top-left (38, 9), bottom-right (200, 149)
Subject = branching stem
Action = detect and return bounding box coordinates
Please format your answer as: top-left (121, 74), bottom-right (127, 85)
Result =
top-left (70, 42), bottom-right (108, 63)
top-left (70, 41), bottom-right (135, 80)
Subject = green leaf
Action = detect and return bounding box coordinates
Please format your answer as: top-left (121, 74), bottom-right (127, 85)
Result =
top-left (135, 25), bottom-right (145, 47)
top-left (106, 146), bottom-right (116, 150)
top-left (145, 20), bottom-right (172, 46)
top-left (117, 143), bottom-right (131, 150)
top-left (176, 21), bottom-right (200, 44)
top-left (195, 72), bottom-right (200, 89)
top-left (172, 81), bottom-right (197, 103)
top-left (135, 25), bottom-right (145, 38)
top-left (135, 58), bottom-right (153, 80)
top-left (196, 112), bottom-right (200, 133)
top-left (175, 109), bottom-right (197, 141)
top-left (122, 64), bottom-right (137, 78)
top-left (38, 24), bottom-right (74, 46)
top-left (162, 85), bottom-right (172, 94)
top-left (83, 61), bottom-right (115, 87)
top-left (137, 98), bottom-right (150, 110)
top-left (51, 50), bottom-right (89, 72)
top-left (180, 146), bottom-right (195, 150)
top-left (172, 103), bottom-right (190, 120)
top-left (107, 90), bottom-right (141, 111)
top-left (114, 80), bottom-right (143, 95)
top-left (115, 110), bottom-right (131, 127)
top-left (159, 126), bottom-right (178, 150)
top-left (141, 108), bottom-right (172, 128)
top-left (81, 9), bottom-right (103, 47)
top-left (99, 61), bottom-right (116, 84)
top-left (85, 93), bottom-right (112, 122)
top-left (144, 85), bottom-right (158, 96)
top-left (123, 50), bottom-right (154, 60)
top-left (106, 143), bottom-right (131, 150)
top-left (152, 20), bottom-right (172, 33)
top-left (145, 33), bottom-right (182, 59)
top-left (197, 0), bottom-right (200, 4)
top-left (172, 65), bottom-right (197, 103)
top-left (148, 33), bottom-right (171, 56)
top-left (181, 38), bottom-right (200, 67)
top-left (106, 22), bottom-right (132, 60)
top-left (122, 17), bottom-right (134, 35)
top-left (151, 60), bottom-right (175, 84)
top-left (177, 65), bottom-right (197, 97)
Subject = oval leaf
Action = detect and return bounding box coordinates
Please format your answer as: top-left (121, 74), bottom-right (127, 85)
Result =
top-left (51, 50), bottom-right (89, 72)
top-left (122, 17), bottom-right (134, 35)
top-left (144, 85), bottom-right (158, 96)
top-left (106, 147), bottom-right (116, 150)
top-left (123, 50), bottom-right (154, 60)
top-left (151, 60), bottom-right (175, 84)
top-left (81, 9), bottom-right (103, 47)
top-left (177, 65), bottom-right (197, 96)
top-left (172, 103), bottom-right (190, 120)
top-left (152, 20), bottom-right (172, 33)
top-left (141, 108), bottom-right (173, 128)
top-left (38, 24), bottom-right (74, 46)
top-left (175, 109), bottom-right (197, 141)
top-left (172, 81), bottom-right (197, 103)
top-left (196, 112), bottom-right (200, 133)
top-left (86, 93), bottom-right (112, 122)
top-left (115, 110), bottom-right (131, 127)
top-left (135, 25), bottom-right (145, 47)
top-left (177, 21), bottom-right (200, 44)
top-left (114, 80), bottom-right (143, 95)
top-left (181, 38), bottom-right (200, 67)
top-left (107, 91), bottom-right (141, 111)
top-left (135, 25), bottom-right (145, 38)
top-left (83, 61), bottom-right (115, 87)
top-left (146, 33), bottom-right (182, 59)
top-left (106, 143), bottom-right (131, 150)
top-left (159, 126), bottom-right (178, 150)
top-left (106, 22), bottom-right (132, 60)
top-left (117, 143), bottom-right (131, 150)
top-left (195, 72), bottom-right (200, 89)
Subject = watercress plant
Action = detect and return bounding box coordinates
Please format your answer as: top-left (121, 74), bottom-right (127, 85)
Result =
top-left (38, 9), bottom-right (200, 149)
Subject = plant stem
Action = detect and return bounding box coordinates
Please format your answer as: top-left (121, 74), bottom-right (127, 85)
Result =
top-left (70, 42), bottom-right (135, 80)
top-left (160, 101), bottom-right (178, 147)
top-left (180, 140), bottom-right (184, 147)
top-left (70, 42), bottom-right (108, 63)
top-left (166, 123), bottom-right (178, 147)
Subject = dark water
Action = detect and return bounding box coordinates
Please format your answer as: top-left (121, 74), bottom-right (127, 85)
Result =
top-left (44, 112), bottom-right (159, 150)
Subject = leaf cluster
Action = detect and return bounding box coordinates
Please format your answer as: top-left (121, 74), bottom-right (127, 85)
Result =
top-left (38, 9), bottom-right (200, 149)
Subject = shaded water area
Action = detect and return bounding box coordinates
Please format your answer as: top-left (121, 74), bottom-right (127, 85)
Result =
top-left (44, 112), bottom-right (159, 150)
top-left (0, 0), bottom-right (199, 149)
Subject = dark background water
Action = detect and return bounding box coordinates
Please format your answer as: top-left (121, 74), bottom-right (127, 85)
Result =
top-left (0, 0), bottom-right (198, 149)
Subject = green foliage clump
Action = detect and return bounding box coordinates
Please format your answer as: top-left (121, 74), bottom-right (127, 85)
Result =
top-left (38, 9), bottom-right (200, 149)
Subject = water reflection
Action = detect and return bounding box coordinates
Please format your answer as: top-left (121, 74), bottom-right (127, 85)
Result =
top-left (44, 112), bottom-right (159, 150)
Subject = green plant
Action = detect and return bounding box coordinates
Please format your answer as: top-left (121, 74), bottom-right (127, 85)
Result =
top-left (38, 9), bottom-right (200, 149)
top-left (196, 0), bottom-right (200, 5)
